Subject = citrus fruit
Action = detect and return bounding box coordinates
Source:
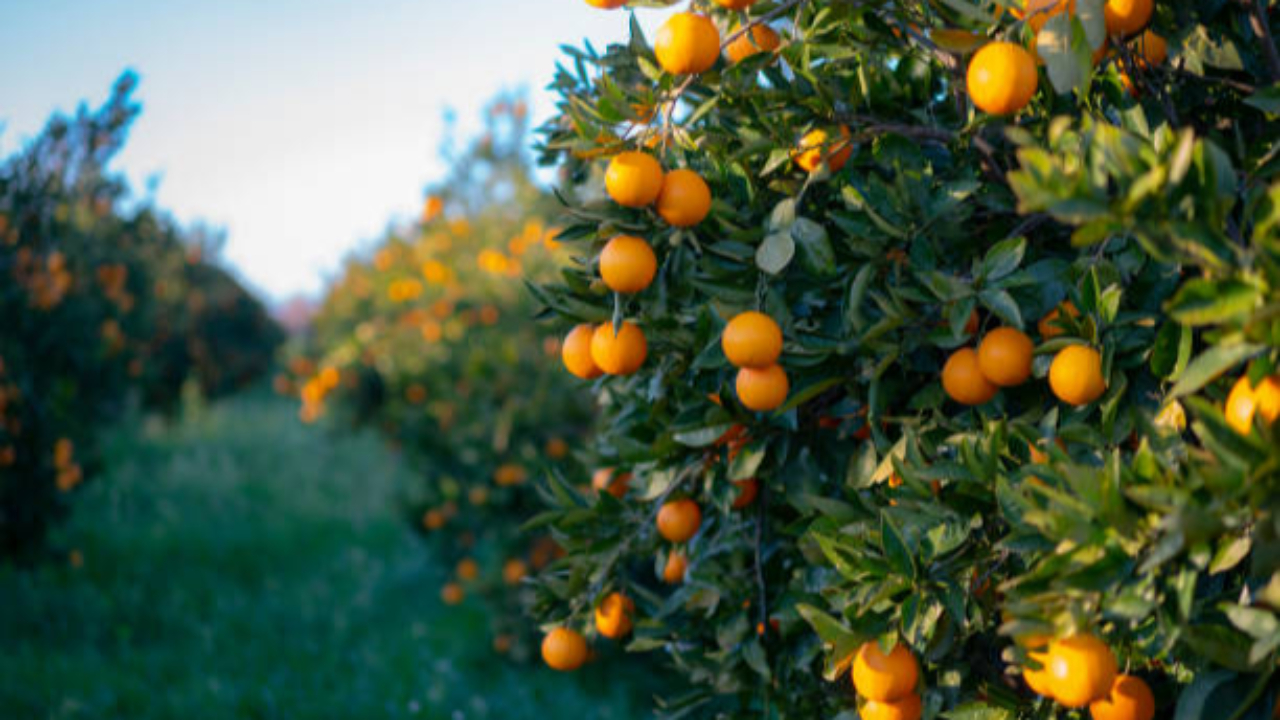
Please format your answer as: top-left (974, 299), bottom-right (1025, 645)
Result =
top-left (852, 641), bottom-right (920, 702)
top-left (1024, 648), bottom-right (1056, 697)
top-left (585, 0), bottom-right (627, 7)
top-left (594, 591), bottom-right (636, 639)
top-left (1049, 345), bottom-right (1107, 406)
top-left (731, 477), bottom-right (759, 509)
top-left (942, 347), bottom-right (999, 406)
top-left (456, 557), bottom-right (479, 581)
top-left (605, 151), bottom-right (663, 207)
top-left (542, 627), bottom-right (589, 671)
top-left (662, 550), bottom-right (689, 584)
top-left (1104, 0), bottom-right (1152, 37)
top-left (591, 322), bottom-right (648, 375)
top-left (793, 127), bottom-right (852, 173)
top-left (967, 42), bottom-right (1039, 115)
top-left (440, 582), bottom-right (464, 605)
top-left (713, 0), bottom-right (759, 8)
top-left (1224, 373), bottom-right (1280, 435)
top-left (726, 24), bottom-right (780, 63)
top-left (1019, 0), bottom-right (1075, 33)
top-left (1039, 300), bottom-right (1080, 338)
top-left (861, 694), bottom-right (923, 720)
top-left (722, 311), bottom-right (783, 368)
top-left (592, 467), bottom-right (632, 498)
top-left (1044, 634), bottom-right (1118, 708)
top-left (977, 327), bottom-right (1035, 387)
top-left (599, 235), bottom-right (657, 293)
top-left (655, 13), bottom-right (720, 75)
top-left (656, 169), bottom-right (712, 227)
top-left (1089, 674), bottom-right (1156, 720)
top-left (657, 498), bottom-right (702, 542)
top-left (735, 364), bottom-right (789, 411)
top-left (502, 559), bottom-right (527, 585)
top-left (563, 323), bottom-right (603, 379)
top-left (1134, 30), bottom-right (1167, 66)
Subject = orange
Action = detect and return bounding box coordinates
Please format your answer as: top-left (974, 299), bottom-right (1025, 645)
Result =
top-left (977, 327), bottom-right (1035, 387)
top-left (456, 557), bottom-right (479, 581)
top-left (502, 558), bottom-right (527, 585)
top-left (1090, 674), bottom-right (1156, 720)
top-left (562, 324), bottom-right (603, 379)
top-left (1024, 648), bottom-right (1056, 697)
top-left (725, 24), bottom-right (780, 64)
top-left (591, 321), bottom-right (648, 375)
top-left (1020, 0), bottom-right (1075, 33)
top-left (861, 694), bottom-right (923, 720)
top-left (655, 13), bottom-right (721, 75)
top-left (851, 641), bottom-right (919, 702)
top-left (657, 498), bottom-right (702, 542)
top-left (1028, 437), bottom-right (1066, 463)
top-left (585, 0), bottom-right (627, 7)
top-left (793, 127), bottom-right (852, 173)
top-left (942, 348), bottom-right (998, 406)
top-left (967, 42), bottom-right (1039, 115)
top-left (605, 151), bottom-right (663, 207)
top-left (1044, 634), bottom-right (1118, 708)
top-left (593, 467), bottom-right (632, 499)
top-left (1038, 300), bottom-right (1080, 338)
top-left (713, 0), bottom-right (759, 8)
top-left (731, 477), bottom-right (759, 509)
top-left (542, 627), bottom-right (588, 671)
top-left (441, 582), bottom-right (464, 605)
top-left (594, 592), bottom-right (636, 639)
top-left (1103, 0), bottom-right (1152, 37)
top-left (722, 311), bottom-right (783, 368)
top-left (1224, 374), bottom-right (1280, 436)
top-left (599, 235), bottom-right (657, 293)
top-left (662, 550), bottom-right (689, 584)
top-left (1049, 345), bottom-right (1107, 406)
top-left (736, 364), bottom-right (789, 412)
top-left (656, 169), bottom-right (712, 227)
top-left (964, 308), bottom-right (980, 335)
top-left (1133, 30), bottom-right (1167, 66)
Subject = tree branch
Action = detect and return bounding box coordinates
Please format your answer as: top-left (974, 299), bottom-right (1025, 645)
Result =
top-left (1245, 0), bottom-right (1280, 83)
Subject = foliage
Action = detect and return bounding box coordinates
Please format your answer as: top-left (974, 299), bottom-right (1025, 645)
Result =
top-left (529, 1), bottom-right (1280, 717)
top-left (0, 73), bottom-right (282, 561)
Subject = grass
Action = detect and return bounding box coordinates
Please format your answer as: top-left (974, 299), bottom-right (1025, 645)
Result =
top-left (0, 392), bottom-right (652, 719)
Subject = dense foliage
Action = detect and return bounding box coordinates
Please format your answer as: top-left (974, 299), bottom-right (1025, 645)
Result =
top-left (0, 73), bottom-right (282, 561)
top-left (527, 0), bottom-right (1280, 718)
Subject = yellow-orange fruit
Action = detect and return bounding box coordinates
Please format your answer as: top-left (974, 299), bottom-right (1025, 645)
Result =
top-left (722, 311), bottom-right (783, 368)
top-left (599, 235), bottom-right (657, 293)
top-left (605, 151), bottom-right (663, 207)
top-left (861, 694), bottom-right (923, 720)
top-left (562, 324), bottom-right (603, 379)
top-left (1048, 345), bottom-right (1107, 406)
top-left (1089, 674), bottom-right (1156, 720)
top-left (590, 322), bottom-right (648, 375)
top-left (713, 0), bottom-right (759, 8)
top-left (1103, 0), bottom-right (1152, 37)
top-left (655, 13), bottom-right (720, 75)
top-left (851, 641), bottom-right (919, 702)
top-left (793, 127), bottom-right (852, 173)
top-left (1038, 300), bottom-right (1080, 338)
top-left (594, 592), bottom-right (636, 639)
top-left (1044, 634), bottom-right (1118, 708)
top-left (731, 477), bottom-right (759, 509)
top-left (977, 327), bottom-right (1035, 387)
top-left (592, 467), bottom-right (632, 499)
top-left (735, 364), bottom-right (789, 412)
top-left (542, 627), bottom-right (588, 671)
top-left (585, 0), bottom-right (627, 7)
top-left (656, 169), bottom-right (712, 227)
top-left (966, 42), bottom-right (1039, 115)
top-left (942, 348), bottom-right (999, 406)
top-left (726, 24), bottom-right (780, 64)
top-left (1224, 374), bottom-right (1280, 436)
top-left (662, 550), bottom-right (689, 584)
top-left (657, 498), bottom-right (702, 543)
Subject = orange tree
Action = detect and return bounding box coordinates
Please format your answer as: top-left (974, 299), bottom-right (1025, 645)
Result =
top-left (288, 96), bottom-right (594, 658)
top-left (0, 73), bottom-right (282, 561)
top-left (527, 0), bottom-right (1280, 717)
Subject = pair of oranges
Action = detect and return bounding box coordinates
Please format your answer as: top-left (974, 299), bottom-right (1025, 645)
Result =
top-left (561, 321), bottom-right (648, 379)
top-left (850, 641), bottom-right (923, 720)
top-left (722, 311), bottom-right (789, 412)
top-left (1022, 634), bottom-right (1153, 719)
top-left (605, 151), bottom-right (712, 228)
top-left (542, 591), bottom-right (636, 671)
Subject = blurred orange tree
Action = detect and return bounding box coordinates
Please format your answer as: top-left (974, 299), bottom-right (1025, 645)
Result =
top-left (0, 73), bottom-right (283, 561)
top-left (286, 95), bottom-right (594, 658)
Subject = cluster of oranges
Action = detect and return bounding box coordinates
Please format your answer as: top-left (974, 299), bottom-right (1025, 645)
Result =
top-left (1020, 633), bottom-right (1154, 720)
top-left (941, 303), bottom-right (1106, 408)
top-left (850, 641), bottom-right (922, 720)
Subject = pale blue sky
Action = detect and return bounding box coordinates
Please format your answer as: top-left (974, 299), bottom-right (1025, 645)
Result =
top-left (0, 1), bottom-right (663, 302)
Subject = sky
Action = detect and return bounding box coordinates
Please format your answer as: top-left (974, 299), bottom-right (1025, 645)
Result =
top-left (0, 0), bottom-right (664, 303)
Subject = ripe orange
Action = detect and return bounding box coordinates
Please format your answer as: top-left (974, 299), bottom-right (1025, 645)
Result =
top-left (736, 364), bottom-right (789, 412)
top-left (793, 127), bottom-right (853, 173)
top-left (605, 151), bottom-right (664, 207)
top-left (964, 308), bottom-right (980, 335)
top-left (563, 323), bottom-right (603, 379)
top-left (594, 591), bottom-right (636, 639)
top-left (713, 0), bottom-right (759, 8)
top-left (655, 13), bottom-right (721, 75)
top-left (731, 477), bottom-right (759, 509)
top-left (1224, 374), bottom-right (1280, 435)
top-left (502, 558), bottom-right (528, 585)
top-left (942, 348), bottom-right (999, 406)
top-left (1038, 300), bottom-right (1080, 338)
top-left (1133, 30), bottom-right (1167, 66)
top-left (861, 694), bottom-right (923, 720)
top-left (851, 641), bottom-right (919, 702)
top-left (1019, 0), bottom-right (1075, 33)
top-left (725, 24), bottom-right (780, 64)
top-left (657, 498), bottom-right (702, 542)
top-left (585, 0), bottom-right (627, 7)
top-left (1089, 674), bottom-right (1156, 720)
top-left (967, 42), bottom-right (1039, 115)
top-left (1044, 634), bottom-right (1118, 708)
top-left (542, 627), bottom-right (588, 671)
top-left (593, 467), bottom-right (632, 498)
top-left (456, 557), bottom-right (479, 581)
top-left (1104, 0), bottom-right (1152, 37)
top-left (1023, 647), bottom-right (1056, 697)
top-left (1049, 345), bottom-right (1107, 406)
top-left (722, 311), bottom-right (783, 368)
top-left (977, 327), bottom-right (1035, 387)
top-left (599, 235), bottom-right (658, 293)
top-left (662, 550), bottom-right (689, 584)
top-left (441, 582), bottom-right (464, 605)
top-left (591, 321), bottom-right (648, 375)
top-left (656, 169), bottom-right (712, 227)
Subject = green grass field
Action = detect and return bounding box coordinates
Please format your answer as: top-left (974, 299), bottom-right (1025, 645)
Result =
top-left (0, 393), bottom-right (652, 719)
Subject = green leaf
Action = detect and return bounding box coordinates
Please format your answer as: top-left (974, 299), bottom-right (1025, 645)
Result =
top-left (756, 232), bottom-right (795, 275)
top-left (673, 423), bottom-right (736, 448)
top-left (1245, 84), bottom-right (1280, 115)
top-left (1038, 14), bottom-right (1091, 95)
top-left (1151, 322), bottom-right (1193, 379)
top-left (792, 217), bottom-right (836, 277)
top-left (979, 289), bottom-right (1024, 329)
top-left (980, 237), bottom-right (1026, 282)
top-left (1169, 343), bottom-right (1264, 399)
top-left (881, 513), bottom-right (917, 581)
top-left (1166, 279), bottom-right (1263, 326)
